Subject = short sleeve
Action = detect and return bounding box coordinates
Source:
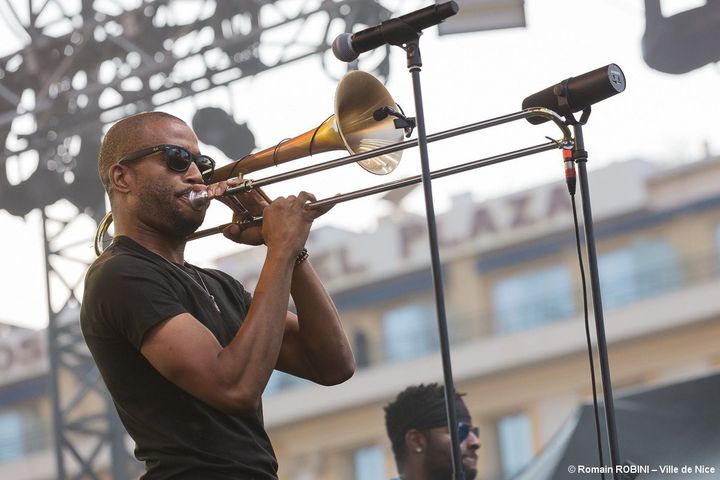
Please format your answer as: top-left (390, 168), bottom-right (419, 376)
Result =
top-left (82, 254), bottom-right (187, 350)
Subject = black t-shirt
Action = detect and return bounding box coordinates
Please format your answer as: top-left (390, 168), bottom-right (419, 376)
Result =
top-left (80, 236), bottom-right (278, 479)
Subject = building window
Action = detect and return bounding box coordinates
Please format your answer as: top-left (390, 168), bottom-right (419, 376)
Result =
top-left (598, 239), bottom-right (682, 309)
top-left (714, 225), bottom-right (720, 272)
top-left (492, 265), bottom-right (575, 333)
top-left (264, 370), bottom-right (309, 396)
top-left (353, 444), bottom-right (385, 480)
top-left (382, 302), bottom-right (438, 362)
top-left (353, 329), bottom-right (371, 369)
top-left (0, 407), bottom-right (49, 464)
top-left (497, 412), bottom-right (533, 479)
top-left (0, 412), bottom-right (23, 463)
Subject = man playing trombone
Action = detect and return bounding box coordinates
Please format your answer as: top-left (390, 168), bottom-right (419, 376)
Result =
top-left (80, 111), bottom-right (355, 479)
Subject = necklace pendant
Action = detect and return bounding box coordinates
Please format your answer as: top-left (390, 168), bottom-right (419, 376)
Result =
top-left (210, 295), bottom-right (221, 313)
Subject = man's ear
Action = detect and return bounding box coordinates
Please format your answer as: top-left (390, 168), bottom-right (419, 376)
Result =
top-left (108, 164), bottom-right (133, 193)
top-left (405, 429), bottom-right (427, 454)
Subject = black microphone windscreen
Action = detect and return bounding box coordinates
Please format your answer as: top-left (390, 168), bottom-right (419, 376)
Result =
top-left (522, 64), bottom-right (626, 124)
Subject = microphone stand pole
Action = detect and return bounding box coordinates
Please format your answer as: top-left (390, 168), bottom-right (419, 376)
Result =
top-left (571, 109), bottom-right (621, 478)
top-left (399, 36), bottom-right (465, 480)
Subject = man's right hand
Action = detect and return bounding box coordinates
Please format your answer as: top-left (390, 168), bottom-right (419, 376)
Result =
top-left (261, 191), bottom-right (332, 255)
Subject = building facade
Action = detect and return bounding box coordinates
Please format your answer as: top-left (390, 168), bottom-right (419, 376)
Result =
top-left (2, 156), bottom-right (720, 479)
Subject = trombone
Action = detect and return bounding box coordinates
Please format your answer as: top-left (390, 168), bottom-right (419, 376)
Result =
top-left (94, 71), bottom-right (573, 255)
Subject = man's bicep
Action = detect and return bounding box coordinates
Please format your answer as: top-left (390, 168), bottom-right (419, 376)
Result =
top-left (91, 258), bottom-right (187, 349)
top-left (140, 313), bottom-right (226, 402)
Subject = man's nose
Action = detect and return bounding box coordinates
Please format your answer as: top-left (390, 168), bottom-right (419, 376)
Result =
top-left (465, 431), bottom-right (481, 450)
top-left (184, 161), bottom-right (204, 184)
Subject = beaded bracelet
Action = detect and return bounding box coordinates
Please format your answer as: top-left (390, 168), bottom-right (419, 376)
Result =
top-left (295, 248), bottom-right (309, 265)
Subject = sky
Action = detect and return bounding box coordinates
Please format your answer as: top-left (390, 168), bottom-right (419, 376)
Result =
top-left (1, 0), bottom-right (719, 329)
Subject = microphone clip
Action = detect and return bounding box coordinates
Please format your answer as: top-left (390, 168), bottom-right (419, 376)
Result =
top-left (373, 105), bottom-right (416, 138)
top-left (554, 79), bottom-right (592, 126)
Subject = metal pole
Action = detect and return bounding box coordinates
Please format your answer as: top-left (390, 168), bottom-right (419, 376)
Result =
top-left (404, 37), bottom-right (465, 480)
top-left (41, 208), bottom-right (67, 479)
top-left (574, 124), bottom-right (622, 477)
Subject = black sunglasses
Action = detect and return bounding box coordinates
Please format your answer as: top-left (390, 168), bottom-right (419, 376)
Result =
top-left (118, 144), bottom-right (215, 184)
top-left (458, 422), bottom-right (479, 443)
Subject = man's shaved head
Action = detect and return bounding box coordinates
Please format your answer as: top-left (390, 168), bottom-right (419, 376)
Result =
top-left (98, 111), bottom-right (185, 192)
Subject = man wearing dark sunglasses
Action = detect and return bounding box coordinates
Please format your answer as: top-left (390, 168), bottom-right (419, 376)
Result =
top-left (81, 111), bottom-right (355, 479)
top-left (385, 383), bottom-right (481, 480)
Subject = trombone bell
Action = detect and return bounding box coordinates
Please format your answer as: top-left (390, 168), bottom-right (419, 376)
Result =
top-left (334, 70), bottom-right (403, 175)
top-left (211, 71), bottom-right (403, 181)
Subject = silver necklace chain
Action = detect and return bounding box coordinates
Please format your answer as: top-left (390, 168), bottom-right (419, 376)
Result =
top-left (181, 263), bottom-right (221, 313)
top-left (146, 248), bottom-right (221, 313)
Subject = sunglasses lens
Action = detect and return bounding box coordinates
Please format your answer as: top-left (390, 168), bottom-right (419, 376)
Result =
top-left (165, 147), bottom-right (193, 172)
top-left (196, 156), bottom-right (215, 183)
top-left (458, 423), bottom-right (478, 442)
top-left (162, 146), bottom-right (214, 182)
top-left (458, 423), bottom-right (470, 442)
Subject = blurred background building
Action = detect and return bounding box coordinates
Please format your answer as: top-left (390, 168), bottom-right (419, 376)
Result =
top-left (3, 153), bottom-right (720, 479)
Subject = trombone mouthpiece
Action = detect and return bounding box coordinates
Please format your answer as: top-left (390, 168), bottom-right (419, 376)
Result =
top-left (188, 190), bottom-right (210, 210)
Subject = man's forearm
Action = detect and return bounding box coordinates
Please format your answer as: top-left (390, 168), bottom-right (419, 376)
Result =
top-left (218, 249), bottom-right (296, 408)
top-left (290, 260), bottom-right (355, 384)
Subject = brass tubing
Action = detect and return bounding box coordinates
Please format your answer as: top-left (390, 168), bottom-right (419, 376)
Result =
top-left (188, 139), bottom-right (562, 240)
top-left (220, 107), bottom-right (570, 196)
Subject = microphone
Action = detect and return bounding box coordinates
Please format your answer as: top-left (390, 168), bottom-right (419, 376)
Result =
top-left (332, 1), bottom-right (459, 62)
top-left (522, 64), bottom-right (626, 124)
